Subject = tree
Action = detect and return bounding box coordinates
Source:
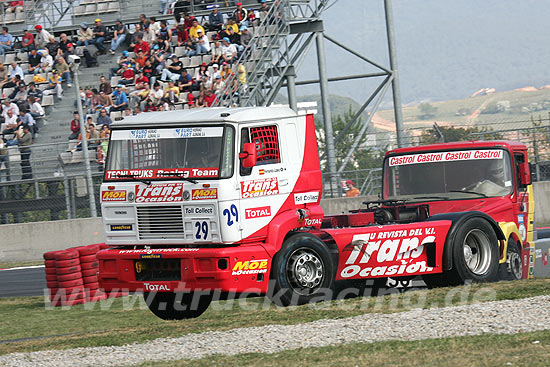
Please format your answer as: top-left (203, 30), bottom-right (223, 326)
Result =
top-left (419, 125), bottom-right (503, 145)
top-left (417, 103), bottom-right (438, 120)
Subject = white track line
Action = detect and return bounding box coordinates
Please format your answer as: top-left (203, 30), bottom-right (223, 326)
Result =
top-left (0, 265), bottom-right (44, 272)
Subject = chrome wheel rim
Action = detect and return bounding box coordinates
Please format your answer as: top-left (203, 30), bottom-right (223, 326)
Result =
top-left (462, 229), bottom-right (492, 275)
top-left (508, 251), bottom-right (523, 280)
top-left (286, 248), bottom-right (325, 295)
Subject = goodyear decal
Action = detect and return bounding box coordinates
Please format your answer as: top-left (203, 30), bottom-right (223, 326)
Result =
top-left (110, 224), bottom-right (133, 231)
top-left (140, 253), bottom-right (162, 259)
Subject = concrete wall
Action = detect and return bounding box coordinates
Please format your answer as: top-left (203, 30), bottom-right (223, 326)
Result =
top-left (1, 182), bottom-right (549, 262)
top-left (0, 218), bottom-right (105, 263)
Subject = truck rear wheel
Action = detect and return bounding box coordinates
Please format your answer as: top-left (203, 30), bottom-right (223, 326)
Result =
top-left (143, 291), bottom-right (212, 320)
top-left (498, 239), bottom-right (523, 281)
top-left (447, 218), bottom-right (500, 284)
top-left (269, 233), bottom-right (334, 307)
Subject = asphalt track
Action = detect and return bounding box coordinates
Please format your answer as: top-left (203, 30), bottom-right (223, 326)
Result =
top-left (0, 267), bottom-right (46, 298)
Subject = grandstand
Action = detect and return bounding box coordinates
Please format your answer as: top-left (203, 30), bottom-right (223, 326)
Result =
top-left (0, 0), bottom-right (337, 223)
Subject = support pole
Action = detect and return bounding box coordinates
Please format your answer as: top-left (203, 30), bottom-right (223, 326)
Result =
top-left (384, 0), bottom-right (406, 147)
top-left (73, 63), bottom-right (97, 217)
top-left (316, 31), bottom-right (340, 197)
top-left (287, 73), bottom-right (297, 111)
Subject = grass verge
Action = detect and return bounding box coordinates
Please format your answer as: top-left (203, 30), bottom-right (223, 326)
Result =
top-left (0, 278), bottom-right (549, 356)
top-left (0, 261), bottom-right (43, 269)
top-left (141, 330), bottom-right (550, 367)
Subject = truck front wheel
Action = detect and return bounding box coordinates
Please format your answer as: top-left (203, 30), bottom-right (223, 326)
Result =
top-left (143, 291), bottom-right (212, 320)
top-left (498, 239), bottom-right (523, 280)
top-left (269, 233), bottom-right (334, 307)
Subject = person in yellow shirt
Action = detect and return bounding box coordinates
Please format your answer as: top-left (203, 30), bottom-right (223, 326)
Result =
top-left (237, 63), bottom-right (247, 87)
top-left (188, 19), bottom-right (205, 40)
top-left (220, 62), bottom-right (232, 81)
top-left (226, 19), bottom-right (240, 34)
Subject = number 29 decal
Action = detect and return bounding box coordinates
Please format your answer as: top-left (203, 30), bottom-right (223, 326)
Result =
top-left (223, 204), bottom-right (239, 226)
top-left (194, 221), bottom-right (209, 240)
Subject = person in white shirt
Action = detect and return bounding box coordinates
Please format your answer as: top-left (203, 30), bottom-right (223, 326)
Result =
top-left (36, 49), bottom-right (54, 74)
top-left (28, 96), bottom-right (45, 118)
top-left (1, 100), bottom-right (19, 121)
top-left (34, 25), bottom-right (53, 49)
top-left (220, 37), bottom-right (237, 64)
top-left (148, 83), bottom-right (164, 106)
top-left (195, 29), bottom-right (211, 54)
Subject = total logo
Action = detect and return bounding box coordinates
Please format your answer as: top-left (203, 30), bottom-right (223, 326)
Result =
top-left (302, 218), bottom-right (322, 226)
top-left (143, 283), bottom-right (171, 291)
top-left (102, 190), bottom-right (126, 202)
top-left (245, 206), bottom-right (271, 219)
top-left (232, 259), bottom-right (268, 276)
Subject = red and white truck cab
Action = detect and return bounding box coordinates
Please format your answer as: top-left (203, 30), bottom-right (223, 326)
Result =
top-left (98, 107), bottom-right (539, 319)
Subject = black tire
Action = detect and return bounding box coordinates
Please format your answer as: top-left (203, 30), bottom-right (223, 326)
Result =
top-left (269, 233), bottom-right (335, 307)
top-left (143, 291), bottom-right (212, 320)
top-left (446, 218), bottom-right (500, 284)
top-left (498, 239), bottom-right (523, 281)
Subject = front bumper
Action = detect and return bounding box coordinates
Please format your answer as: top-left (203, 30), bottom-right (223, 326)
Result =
top-left (97, 244), bottom-right (272, 294)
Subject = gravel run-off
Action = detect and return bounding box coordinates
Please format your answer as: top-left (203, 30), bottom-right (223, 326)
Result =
top-left (2, 295), bottom-right (550, 366)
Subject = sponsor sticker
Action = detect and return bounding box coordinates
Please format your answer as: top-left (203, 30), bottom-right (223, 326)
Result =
top-left (245, 206), bottom-right (271, 219)
top-left (111, 127), bottom-right (224, 140)
top-left (102, 190), bottom-right (127, 202)
top-left (143, 283), bottom-right (171, 291)
top-left (232, 259), bottom-right (269, 276)
top-left (389, 149), bottom-right (504, 167)
top-left (140, 253), bottom-right (162, 259)
top-left (241, 178), bottom-right (279, 198)
top-left (110, 224), bottom-right (133, 231)
top-left (105, 168), bottom-right (219, 180)
top-left (294, 191), bottom-right (320, 205)
top-left (192, 188), bottom-right (218, 200)
top-left (303, 218), bottom-right (322, 226)
top-left (135, 183), bottom-right (183, 203)
top-left (184, 206), bottom-right (214, 215)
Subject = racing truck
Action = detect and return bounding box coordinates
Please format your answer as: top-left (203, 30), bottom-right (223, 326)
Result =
top-left (98, 106), bottom-right (538, 320)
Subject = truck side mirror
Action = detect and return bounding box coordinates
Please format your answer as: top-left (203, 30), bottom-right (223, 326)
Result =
top-left (519, 162), bottom-right (531, 185)
top-left (239, 142), bottom-right (257, 168)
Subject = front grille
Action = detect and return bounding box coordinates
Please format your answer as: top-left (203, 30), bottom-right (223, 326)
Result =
top-left (136, 206), bottom-right (184, 240)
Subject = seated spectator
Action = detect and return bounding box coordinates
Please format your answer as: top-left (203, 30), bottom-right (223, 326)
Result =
top-left (28, 96), bottom-right (44, 119)
top-left (204, 88), bottom-right (216, 106)
top-left (6, 1), bottom-right (23, 13)
top-left (227, 27), bottom-right (241, 50)
top-left (220, 62), bottom-right (232, 80)
top-left (175, 24), bottom-right (189, 47)
top-left (134, 70), bottom-right (149, 89)
top-left (240, 26), bottom-right (252, 49)
top-left (109, 50), bottom-right (133, 77)
top-left (3, 62), bottom-right (23, 89)
top-left (233, 2), bottom-right (249, 26)
top-left (259, 0), bottom-right (270, 20)
top-left (189, 19), bottom-right (205, 41)
top-left (148, 82), bottom-right (163, 106)
top-left (119, 63), bottom-right (135, 86)
top-left (76, 22), bottom-right (93, 47)
top-left (178, 69), bottom-right (193, 93)
top-left (20, 27), bottom-right (35, 52)
top-left (9, 83), bottom-right (28, 106)
top-left (111, 84), bottom-right (129, 112)
top-left (26, 49), bottom-right (41, 75)
top-left (68, 111), bottom-right (80, 140)
top-left (161, 54), bottom-right (183, 82)
top-left (99, 123), bottom-right (110, 139)
top-left (134, 35), bottom-right (151, 56)
top-left (210, 63), bottom-right (221, 79)
top-left (237, 63), bottom-right (247, 89)
top-left (212, 74), bottom-right (225, 95)
top-left (55, 56), bottom-right (71, 87)
top-left (194, 63), bottom-right (209, 84)
top-left (133, 106), bottom-right (142, 115)
top-left (162, 80), bottom-right (179, 105)
top-left (195, 29), bottom-right (211, 55)
top-left (36, 49), bottom-right (54, 74)
top-left (130, 82), bottom-right (150, 109)
top-left (143, 23), bottom-right (157, 45)
top-left (0, 27), bottom-right (14, 56)
top-left (154, 36), bottom-right (171, 54)
top-left (138, 14), bottom-right (148, 29)
top-left (27, 82), bottom-right (42, 102)
top-left (97, 108), bottom-right (112, 127)
top-left (226, 19), bottom-right (239, 34)
top-left (0, 64), bottom-right (8, 89)
top-left (43, 70), bottom-right (63, 100)
top-left (127, 24), bottom-right (144, 52)
top-left (211, 41), bottom-right (222, 65)
top-left (99, 76), bottom-right (112, 95)
top-left (90, 18), bottom-right (107, 54)
top-left (142, 58), bottom-right (157, 85)
top-left (57, 33), bottom-right (70, 57)
top-left (135, 50), bottom-right (148, 68)
top-left (110, 19), bottom-right (128, 55)
top-left (208, 5), bottom-right (224, 31)
top-left (195, 89), bottom-right (207, 108)
top-left (46, 36), bottom-right (60, 58)
top-left (97, 90), bottom-right (112, 112)
top-left (144, 99), bottom-right (158, 112)
top-left (34, 25), bottom-right (52, 49)
top-left (221, 37), bottom-right (237, 64)
top-left (157, 20), bottom-right (171, 41)
top-left (2, 108), bottom-right (19, 135)
top-left (18, 109), bottom-right (37, 137)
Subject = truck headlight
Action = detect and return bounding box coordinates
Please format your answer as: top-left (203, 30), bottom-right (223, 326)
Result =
top-left (128, 191), bottom-right (135, 202)
top-left (183, 190), bottom-right (190, 201)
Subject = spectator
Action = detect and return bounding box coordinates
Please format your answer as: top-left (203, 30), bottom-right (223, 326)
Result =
top-left (212, 74), bottom-right (225, 95)
top-left (76, 22), bottom-right (93, 47)
top-left (27, 82), bottom-right (42, 102)
top-left (68, 111), bottom-right (80, 140)
top-left (26, 49), bottom-right (41, 75)
top-left (110, 19), bottom-right (128, 55)
top-left (162, 80), bottom-right (180, 106)
top-left (99, 123), bottom-right (110, 139)
top-left (89, 18), bottom-right (107, 54)
top-left (158, 20), bottom-right (172, 42)
top-left (134, 70), bottom-right (149, 89)
top-left (195, 29), bottom-right (211, 54)
top-left (344, 180), bottom-right (360, 197)
top-left (208, 5), bottom-right (224, 31)
top-left (111, 84), bottom-right (129, 112)
top-left (226, 27), bottom-right (241, 51)
top-left (144, 99), bottom-right (157, 112)
top-left (161, 54), bottom-right (183, 82)
top-left (55, 56), bottom-right (71, 87)
top-left (143, 23), bottom-right (156, 44)
top-left (259, 0), bottom-right (270, 20)
top-left (9, 83), bottom-right (27, 105)
top-left (240, 26), bottom-right (252, 49)
top-left (148, 82), bottom-right (163, 106)
top-left (99, 76), bottom-right (112, 95)
top-left (18, 109), bottom-right (37, 137)
top-left (178, 69), bottom-right (193, 93)
top-left (0, 138), bottom-right (9, 181)
top-left (97, 108), bottom-right (112, 127)
top-left (220, 62), bottom-right (232, 81)
top-left (6, 1), bottom-right (23, 13)
top-left (154, 36), bottom-right (171, 54)
top-left (221, 37), bottom-right (237, 64)
top-left (128, 24), bottom-right (144, 52)
top-left (130, 82), bottom-right (150, 109)
top-left (119, 63), bottom-right (135, 86)
top-left (138, 14), bottom-right (148, 29)
top-left (64, 43), bottom-right (76, 62)
top-left (195, 89), bottom-right (207, 108)
top-left (134, 35), bottom-right (150, 56)
top-left (133, 106), bottom-right (142, 115)
top-left (18, 124), bottom-right (33, 179)
top-left (204, 88), bottom-right (216, 106)
top-left (43, 70), bottom-right (63, 100)
top-left (189, 19), bottom-right (205, 41)
top-left (226, 19), bottom-right (239, 34)
top-left (194, 63), bottom-right (209, 84)
top-left (159, 0), bottom-right (169, 15)
top-left (28, 96), bottom-right (44, 119)
top-left (2, 107), bottom-right (19, 134)
top-left (237, 62), bottom-right (247, 89)
top-left (0, 65), bottom-right (7, 89)
top-left (57, 33), bottom-right (70, 56)
top-left (34, 25), bottom-right (52, 49)
top-left (233, 2), bottom-right (249, 26)
top-left (0, 27), bottom-right (14, 56)
top-left (36, 49), bottom-right (54, 74)
top-left (97, 90), bottom-right (112, 112)
top-left (210, 63), bottom-right (221, 79)
top-left (211, 41), bottom-right (222, 65)
top-left (20, 27), bottom-right (35, 52)
top-left (5, 61), bottom-right (23, 87)
top-left (109, 50), bottom-right (133, 77)
top-left (135, 50), bottom-right (148, 68)
top-left (175, 24), bottom-right (189, 47)
top-left (46, 36), bottom-right (60, 58)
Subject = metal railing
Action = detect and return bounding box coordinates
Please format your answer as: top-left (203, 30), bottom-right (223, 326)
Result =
top-left (322, 168), bottom-right (382, 198)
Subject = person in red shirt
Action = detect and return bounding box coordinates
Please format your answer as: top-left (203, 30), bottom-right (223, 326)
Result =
top-left (133, 35), bottom-right (150, 56)
top-left (204, 89), bottom-right (216, 107)
top-left (175, 24), bottom-right (189, 46)
top-left (21, 26), bottom-right (35, 51)
top-left (186, 91), bottom-right (194, 107)
top-left (182, 13), bottom-right (196, 31)
top-left (119, 63), bottom-right (135, 85)
top-left (135, 50), bottom-right (147, 68)
top-left (134, 70), bottom-right (149, 89)
top-left (69, 111), bottom-right (81, 140)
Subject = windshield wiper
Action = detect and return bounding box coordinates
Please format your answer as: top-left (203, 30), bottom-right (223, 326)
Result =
top-left (449, 190), bottom-right (488, 198)
top-left (159, 172), bottom-right (198, 184)
top-left (115, 174), bottom-right (151, 185)
top-left (412, 196), bottom-right (450, 201)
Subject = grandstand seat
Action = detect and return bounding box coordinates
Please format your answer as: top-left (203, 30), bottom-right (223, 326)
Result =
top-left (183, 103), bottom-right (189, 109)
top-left (178, 93), bottom-right (187, 103)
top-left (206, 31), bottom-right (216, 41)
top-left (191, 91), bottom-right (200, 98)
top-left (4, 53), bottom-right (16, 64)
top-left (73, 5), bottom-right (85, 16)
top-left (23, 74), bottom-right (34, 84)
top-left (202, 54), bottom-right (212, 64)
top-left (174, 47), bottom-right (186, 57)
top-left (188, 56), bottom-right (201, 68)
top-left (4, 13), bottom-right (16, 24)
top-left (15, 12), bottom-right (24, 22)
top-left (108, 2), bottom-right (120, 11)
top-left (84, 4), bottom-right (96, 14)
top-left (173, 104), bottom-right (183, 110)
top-left (97, 2), bottom-right (109, 13)
top-left (16, 52), bottom-right (28, 62)
top-left (110, 76), bottom-right (121, 87)
top-left (41, 95), bottom-right (54, 107)
top-left (3, 87), bottom-right (14, 97)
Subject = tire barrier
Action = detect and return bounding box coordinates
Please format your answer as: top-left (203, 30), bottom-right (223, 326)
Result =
top-left (43, 243), bottom-right (123, 307)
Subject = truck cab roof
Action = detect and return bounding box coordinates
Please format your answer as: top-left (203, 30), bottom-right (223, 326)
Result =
top-left (110, 107), bottom-right (299, 128)
top-left (386, 140), bottom-right (528, 156)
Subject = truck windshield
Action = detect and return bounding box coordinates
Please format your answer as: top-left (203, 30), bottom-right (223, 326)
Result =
top-left (383, 148), bottom-right (513, 201)
top-left (105, 126), bottom-right (234, 180)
